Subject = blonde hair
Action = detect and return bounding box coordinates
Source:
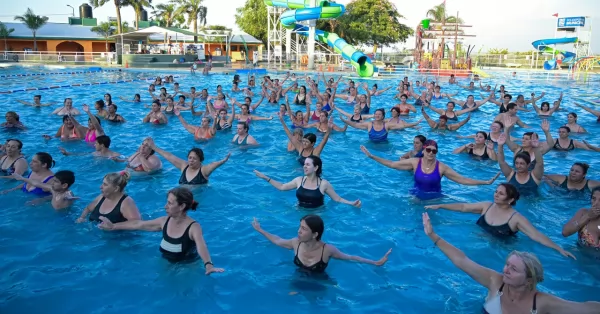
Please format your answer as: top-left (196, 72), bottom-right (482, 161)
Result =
top-left (507, 251), bottom-right (544, 290)
top-left (104, 171), bottom-right (131, 192)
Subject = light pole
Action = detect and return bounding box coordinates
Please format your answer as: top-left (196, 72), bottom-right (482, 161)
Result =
top-left (67, 5), bottom-right (75, 17)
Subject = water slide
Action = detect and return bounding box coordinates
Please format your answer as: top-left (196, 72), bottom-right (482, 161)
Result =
top-left (531, 37), bottom-right (577, 70)
top-left (264, 0), bottom-right (374, 77)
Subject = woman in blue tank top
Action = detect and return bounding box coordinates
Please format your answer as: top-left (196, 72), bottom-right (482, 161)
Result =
top-left (496, 133), bottom-right (543, 196)
top-left (341, 109), bottom-right (421, 143)
top-left (253, 156), bottom-right (361, 208)
top-left (425, 183), bottom-right (574, 258)
top-left (360, 140), bottom-right (500, 200)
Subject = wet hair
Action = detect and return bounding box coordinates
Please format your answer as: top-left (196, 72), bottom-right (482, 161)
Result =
top-left (540, 102), bottom-right (550, 110)
top-left (375, 108), bottom-right (386, 117)
top-left (238, 121), bottom-right (249, 131)
top-left (559, 126), bottom-right (571, 133)
top-left (34, 95), bottom-right (41, 100)
top-left (415, 135), bottom-right (426, 144)
top-left (104, 171), bottom-right (131, 192)
top-left (6, 138), bottom-right (23, 149)
top-left (498, 183), bottom-right (520, 205)
top-left (187, 148), bottom-right (205, 162)
top-left (492, 121), bottom-right (504, 129)
top-left (523, 132), bottom-right (535, 139)
top-left (423, 139), bottom-right (438, 149)
top-left (168, 187), bottom-right (198, 211)
top-left (62, 115), bottom-right (72, 123)
top-left (6, 111), bottom-right (19, 121)
top-left (104, 93), bottom-right (113, 105)
top-left (301, 214), bottom-right (324, 241)
top-left (35, 152), bottom-right (55, 169)
top-left (439, 115), bottom-right (448, 121)
top-left (447, 101), bottom-right (455, 108)
top-left (391, 107), bottom-right (400, 114)
top-left (88, 115), bottom-right (102, 126)
top-left (95, 99), bottom-right (106, 109)
top-left (506, 251), bottom-right (544, 291)
top-left (54, 170), bottom-right (75, 188)
top-left (591, 186), bottom-right (600, 199)
top-left (152, 99), bottom-right (162, 107)
top-left (400, 94), bottom-right (408, 99)
top-left (96, 135), bottom-right (111, 148)
top-left (504, 94), bottom-right (513, 100)
top-left (306, 155), bottom-right (323, 177)
top-left (573, 162), bottom-right (589, 175)
top-left (514, 152), bottom-right (531, 165)
top-left (64, 98), bottom-right (72, 104)
top-left (373, 84), bottom-right (378, 88)
top-left (218, 108), bottom-right (227, 115)
top-left (179, 95), bottom-right (186, 101)
top-left (506, 103), bottom-right (518, 110)
top-left (568, 112), bottom-right (578, 119)
top-left (303, 133), bottom-right (317, 144)
top-left (134, 94), bottom-right (141, 100)
top-left (476, 131), bottom-right (488, 140)
top-left (110, 104), bottom-right (118, 111)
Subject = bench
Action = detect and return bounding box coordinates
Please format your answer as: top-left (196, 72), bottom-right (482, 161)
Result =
top-left (505, 63), bottom-right (522, 68)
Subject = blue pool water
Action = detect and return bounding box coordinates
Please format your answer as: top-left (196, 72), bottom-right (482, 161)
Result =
top-left (1, 65), bottom-right (599, 313)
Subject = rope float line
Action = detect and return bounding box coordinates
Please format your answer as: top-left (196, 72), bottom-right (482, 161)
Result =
top-left (0, 69), bottom-right (122, 78)
top-left (0, 76), bottom-right (180, 94)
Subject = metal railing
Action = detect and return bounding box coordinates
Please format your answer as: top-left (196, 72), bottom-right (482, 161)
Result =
top-left (2, 51), bottom-right (115, 64)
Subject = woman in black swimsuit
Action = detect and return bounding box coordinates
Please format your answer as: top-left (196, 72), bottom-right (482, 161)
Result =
top-left (278, 114), bottom-right (331, 165)
top-left (251, 214), bottom-right (391, 273)
top-left (0, 139), bottom-right (28, 177)
top-left (144, 138), bottom-right (230, 186)
top-left (422, 212), bottom-right (598, 314)
top-left (98, 187), bottom-right (224, 274)
top-left (541, 125), bottom-right (589, 152)
top-left (106, 104), bottom-right (126, 123)
top-left (425, 183), bottom-right (574, 258)
top-left (76, 171), bottom-right (141, 223)
top-left (545, 162), bottom-right (600, 192)
top-left (453, 131), bottom-right (497, 161)
top-left (253, 156), bottom-right (360, 208)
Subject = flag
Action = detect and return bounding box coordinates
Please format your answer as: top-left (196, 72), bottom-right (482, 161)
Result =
top-left (552, 13), bottom-right (559, 17)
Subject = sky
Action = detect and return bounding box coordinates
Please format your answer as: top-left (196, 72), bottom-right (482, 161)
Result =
top-left (2, 0), bottom-right (599, 53)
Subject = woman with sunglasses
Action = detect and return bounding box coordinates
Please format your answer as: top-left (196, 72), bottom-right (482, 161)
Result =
top-left (360, 140), bottom-right (500, 200)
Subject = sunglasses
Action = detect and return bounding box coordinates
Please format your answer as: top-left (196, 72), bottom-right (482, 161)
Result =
top-left (425, 148), bottom-right (438, 154)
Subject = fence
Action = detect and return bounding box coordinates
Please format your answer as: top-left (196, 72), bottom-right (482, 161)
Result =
top-left (2, 51), bottom-right (115, 64)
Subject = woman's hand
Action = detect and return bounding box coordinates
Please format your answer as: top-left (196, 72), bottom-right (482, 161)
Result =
top-left (10, 173), bottom-right (24, 181)
top-left (82, 104), bottom-right (90, 112)
top-left (558, 249), bottom-right (576, 260)
top-left (422, 212), bottom-right (434, 236)
top-left (541, 119), bottom-right (550, 132)
top-left (205, 264), bottom-right (225, 275)
top-left (351, 199), bottom-right (361, 208)
top-left (360, 145), bottom-right (372, 158)
top-left (497, 133), bottom-right (506, 146)
top-left (487, 172), bottom-right (501, 184)
top-left (424, 204), bottom-right (442, 210)
top-left (374, 248), bottom-right (392, 266)
top-left (144, 137), bottom-right (156, 149)
top-left (97, 216), bottom-right (114, 230)
top-left (174, 108), bottom-right (181, 116)
top-left (253, 170), bottom-right (268, 180)
top-left (251, 217), bottom-right (262, 231)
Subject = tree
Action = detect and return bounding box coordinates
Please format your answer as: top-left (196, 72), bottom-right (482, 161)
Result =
top-left (172, 0), bottom-right (207, 43)
top-left (127, 0), bottom-right (153, 30)
top-left (235, 0), bottom-right (267, 44)
top-left (0, 22), bottom-right (15, 51)
top-left (153, 3), bottom-right (178, 27)
top-left (203, 25), bottom-right (231, 51)
top-left (13, 8), bottom-right (48, 51)
top-left (425, 2), bottom-right (464, 60)
top-left (89, 0), bottom-right (127, 34)
top-left (339, 0), bottom-right (412, 48)
top-left (91, 22), bottom-right (115, 52)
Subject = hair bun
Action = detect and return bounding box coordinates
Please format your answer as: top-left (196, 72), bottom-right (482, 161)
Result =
top-left (190, 200), bottom-right (199, 211)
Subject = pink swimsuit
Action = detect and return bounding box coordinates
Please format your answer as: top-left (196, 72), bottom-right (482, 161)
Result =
top-left (85, 130), bottom-right (97, 143)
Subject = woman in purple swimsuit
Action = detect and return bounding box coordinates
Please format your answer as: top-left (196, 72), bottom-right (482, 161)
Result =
top-left (360, 140), bottom-right (500, 200)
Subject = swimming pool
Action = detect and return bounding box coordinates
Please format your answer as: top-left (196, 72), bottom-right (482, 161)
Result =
top-left (1, 65), bottom-right (599, 313)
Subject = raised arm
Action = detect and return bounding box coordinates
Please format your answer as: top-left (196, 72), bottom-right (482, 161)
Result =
top-left (496, 135), bottom-right (515, 178)
top-left (421, 107), bottom-right (438, 128)
top-left (424, 201), bottom-right (489, 213)
top-left (252, 218), bottom-right (296, 249)
top-left (254, 171), bottom-right (300, 191)
top-left (340, 117), bottom-right (369, 130)
top-left (361, 145), bottom-right (415, 171)
top-left (201, 153), bottom-right (231, 178)
top-left (423, 213), bottom-right (501, 290)
top-left (174, 110), bottom-right (197, 135)
top-left (448, 114), bottom-right (471, 131)
top-left (145, 138), bottom-right (187, 171)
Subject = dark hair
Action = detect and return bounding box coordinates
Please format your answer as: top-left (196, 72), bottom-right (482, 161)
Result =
top-left (62, 115), bottom-right (71, 122)
top-left (415, 135), bottom-right (427, 144)
top-left (439, 115), bottom-right (448, 121)
top-left (152, 99), bottom-right (162, 107)
top-left (573, 162), bottom-right (589, 175)
top-left (104, 93), bottom-right (113, 105)
top-left (88, 115), bottom-right (102, 126)
top-left (514, 152), bottom-right (531, 165)
top-left (95, 99), bottom-right (106, 109)
top-left (492, 120), bottom-right (504, 129)
top-left (523, 132), bottom-right (535, 138)
top-left (168, 187), bottom-right (198, 211)
top-left (476, 131), bottom-right (488, 140)
top-left (447, 101), bottom-right (455, 108)
top-left (187, 148), bottom-right (204, 162)
top-left (54, 170), bottom-right (75, 188)
top-left (96, 135), bottom-right (111, 148)
top-left (391, 107), bottom-right (400, 114)
top-left (179, 95), bottom-right (186, 101)
top-left (304, 133), bottom-right (317, 144)
top-left (301, 214), bottom-right (324, 241)
top-left (35, 152), bottom-right (55, 169)
top-left (134, 93), bottom-right (141, 100)
top-left (306, 155), bottom-right (322, 177)
top-left (540, 102), bottom-right (550, 110)
top-left (506, 103), bottom-right (518, 110)
top-left (498, 183), bottom-right (520, 205)
top-left (238, 121), bottom-right (249, 131)
top-left (568, 112), bottom-right (578, 119)
top-left (504, 94), bottom-right (513, 100)
top-left (110, 104), bottom-right (118, 111)
top-left (375, 108), bottom-right (386, 117)
top-left (34, 95), bottom-right (41, 100)
top-left (591, 187), bottom-right (600, 199)
top-left (373, 84), bottom-right (378, 88)
top-left (559, 126), bottom-right (571, 133)
top-left (6, 138), bottom-right (23, 149)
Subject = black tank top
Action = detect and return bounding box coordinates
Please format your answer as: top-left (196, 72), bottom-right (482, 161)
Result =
top-left (468, 147), bottom-right (490, 160)
top-left (89, 194), bottom-right (128, 223)
top-left (296, 177), bottom-right (325, 208)
top-left (178, 165), bottom-right (208, 185)
top-left (297, 148), bottom-right (314, 166)
top-left (159, 217), bottom-right (197, 262)
top-left (293, 242), bottom-right (328, 273)
top-left (559, 177), bottom-right (590, 192)
top-left (553, 139), bottom-right (575, 151)
top-left (475, 204), bottom-right (518, 237)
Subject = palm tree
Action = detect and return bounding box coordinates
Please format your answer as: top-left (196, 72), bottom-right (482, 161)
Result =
top-left (89, 0), bottom-right (127, 34)
top-left (425, 3), bottom-right (464, 63)
top-left (91, 22), bottom-right (115, 52)
top-left (0, 22), bottom-right (15, 51)
top-left (13, 8), bottom-right (48, 51)
top-left (127, 0), bottom-right (153, 30)
top-left (172, 0), bottom-right (207, 42)
top-left (153, 3), bottom-right (178, 27)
